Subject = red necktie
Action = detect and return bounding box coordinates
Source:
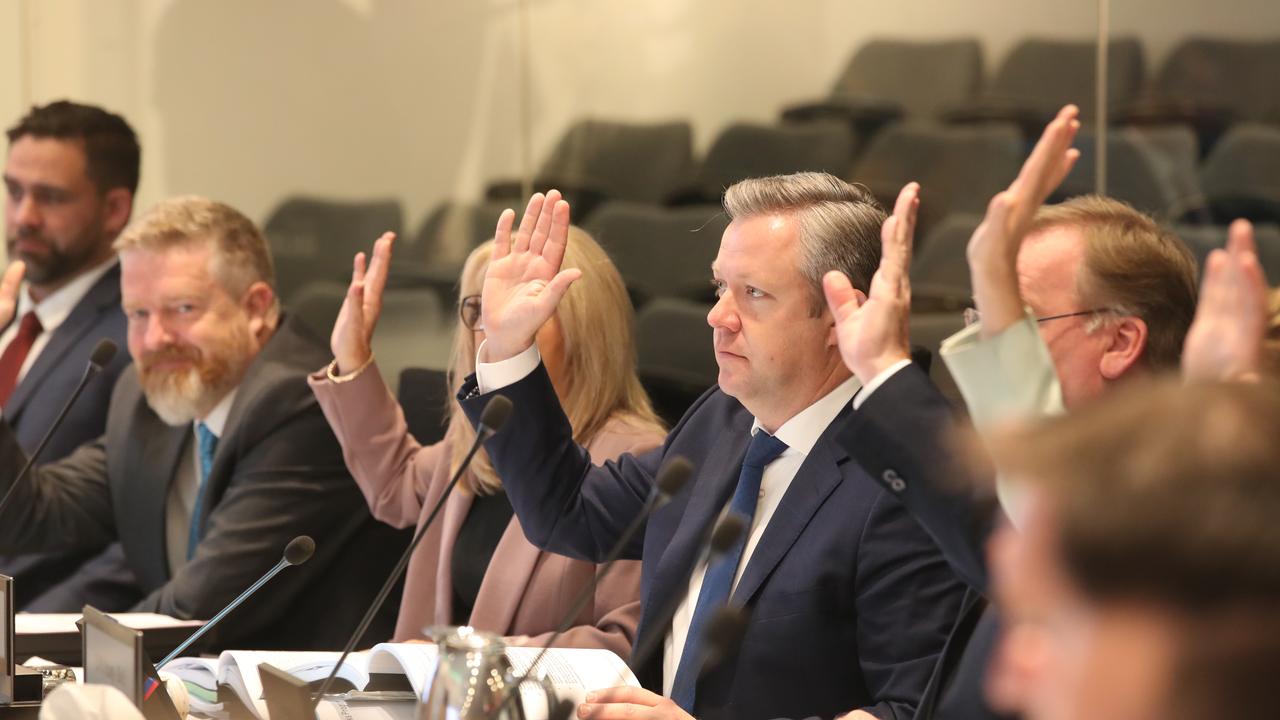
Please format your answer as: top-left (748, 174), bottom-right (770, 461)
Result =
top-left (0, 312), bottom-right (44, 406)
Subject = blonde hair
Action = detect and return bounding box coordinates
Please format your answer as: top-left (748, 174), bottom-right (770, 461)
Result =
top-left (115, 195), bottom-right (280, 324)
top-left (445, 227), bottom-right (665, 493)
top-left (1030, 196), bottom-right (1197, 371)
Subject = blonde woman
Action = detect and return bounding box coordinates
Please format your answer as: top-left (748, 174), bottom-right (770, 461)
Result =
top-left (309, 222), bottom-right (664, 655)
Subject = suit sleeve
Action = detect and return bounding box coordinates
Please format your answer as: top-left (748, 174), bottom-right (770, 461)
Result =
top-left (309, 360), bottom-right (443, 529)
top-left (130, 380), bottom-right (371, 646)
top-left (458, 362), bottom-right (670, 563)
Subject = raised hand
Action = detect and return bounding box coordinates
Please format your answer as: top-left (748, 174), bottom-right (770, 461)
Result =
top-left (824, 182), bottom-right (919, 383)
top-left (480, 190), bottom-right (581, 361)
top-left (330, 232), bottom-right (395, 374)
top-left (1182, 219), bottom-right (1270, 381)
top-left (0, 261), bottom-right (26, 330)
top-left (967, 105), bottom-right (1081, 337)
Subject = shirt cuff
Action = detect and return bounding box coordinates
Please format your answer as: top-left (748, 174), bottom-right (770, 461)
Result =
top-left (475, 340), bottom-right (541, 394)
top-left (852, 358), bottom-right (913, 410)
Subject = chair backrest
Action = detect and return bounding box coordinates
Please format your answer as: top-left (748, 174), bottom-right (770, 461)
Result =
top-left (586, 202), bottom-right (727, 307)
top-left (263, 196), bottom-right (404, 303)
top-left (695, 122), bottom-right (856, 200)
top-left (539, 119), bottom-right (695, 204)
top-left (1055, 126), bottom-right (1204, 221)
top-left (831, 38), bottom-right (984, 118)
top-left (911, 214), bottom-right (982, 308)
top-left (1177, 222), bottom-right (1280, 281)
top-left (408, 200), bottom-right (509, 268)
top-left (909, 311), bottom-right (967, 403)
top-left (289, 280), bottom-right (348, 341)
top-left (634, 298), bottom-right (717, 426)
top-left (1154, 38), bottom-right (1280, 123)
top-left (989, 38), bottom-right (1146, 120)
top-left (1200, 124), bottom-right (1280, 224)
top-left (398, 367), bottom-right (451, 446)
top-left (853, 123), bottom-right (1024, 239)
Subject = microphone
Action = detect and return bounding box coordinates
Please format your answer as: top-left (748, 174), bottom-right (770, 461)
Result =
top-left (489, 456), bottom-right (695, 719)
top-left (696, 605), bottom-right (749, 680)
top-left (626, 512), bottom-right (747, 673)
top-left (0, 338), bottom-right (118, 519)
top-left (311, 394), bottom-right (513, 708)
top-left (156, 535), bottom-right (315, 667)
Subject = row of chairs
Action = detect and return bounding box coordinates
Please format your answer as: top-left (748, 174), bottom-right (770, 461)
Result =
top-left (785, 36), bottom-right (1280, 149)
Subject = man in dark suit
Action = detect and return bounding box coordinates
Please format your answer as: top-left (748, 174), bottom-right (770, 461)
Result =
top-left (0, 196), bottom-right (404, 650)
top-left (1, 101), bottom-right (137, 608)
top-left (460, 179), bottom-right (965, 719)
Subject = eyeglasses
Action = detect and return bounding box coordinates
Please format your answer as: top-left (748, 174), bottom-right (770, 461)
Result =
top-left (460, 294), bottom-right (483, 331)
top-left (962, 307), bottom-right (1113, 328)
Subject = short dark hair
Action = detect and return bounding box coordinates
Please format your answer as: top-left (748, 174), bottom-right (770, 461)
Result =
top-left (7, 100), bottom-right (141, 195)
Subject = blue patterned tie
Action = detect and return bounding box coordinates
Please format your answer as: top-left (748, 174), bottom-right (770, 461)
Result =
top-left (669, 430), bottom-right (788, 712)
top-left (187, 422), bottom-right (218, 560)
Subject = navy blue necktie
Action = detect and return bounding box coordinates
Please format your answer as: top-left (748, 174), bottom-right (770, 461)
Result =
top-left (187, 422), bottom-right (218, 559)
top-left (669, 430), bottom-right (788, 712)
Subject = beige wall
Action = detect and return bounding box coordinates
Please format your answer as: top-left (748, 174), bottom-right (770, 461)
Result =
top-left (3, 0), bottom-right (1277, 248)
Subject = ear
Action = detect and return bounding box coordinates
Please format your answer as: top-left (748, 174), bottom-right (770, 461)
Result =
top-left (1099, 316), bottom-right (1147, 379)
top-left (240, 281), bottom-right (277, 341)
top-left (101, 188), bottom-right (134, 238)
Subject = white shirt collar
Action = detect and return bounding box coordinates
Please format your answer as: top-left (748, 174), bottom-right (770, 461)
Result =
top-left (15, 258), bottom-right (117, 333)
top-left (749, 374), bottom-right (862, 457)
top-left (196, 389), bottom-right (238, 438)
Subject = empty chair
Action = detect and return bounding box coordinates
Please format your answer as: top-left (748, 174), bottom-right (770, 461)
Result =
top-left (1053, 126), bottom-right (1205, 221)
top-left (781, 38), bottom-right (983, 129)
top-left (263, 197), bottom-right (404, 304)
top-left (398, 368), bottom-right (450, 446)
top-left (1200, 124), bottom-right (1280, 224)
top-left (487, 119), bottom-right (695, 218)
top-left (634, 298), bottom-right (717, 426)
top-left (909, 311), bottom-right (968, 404)
top-left (852, 123), bottom-right (1024, 240)
top-left (911, 214), bottom-right (982, 310)
top-left (585, 202), bottom-right (726, 307)
top-left (289, 280), bottom-right (348, 341)
top-left (1123, 38), bottom-right (1280, 153)
top-left (947, 38), bottom-right (1146, 133)
top-left (1176, 223), bottom-right (1280, 280)
top-left (680, 122), bottom-right (857, 204)
top-left (407, 199), bottom-right (510, 269)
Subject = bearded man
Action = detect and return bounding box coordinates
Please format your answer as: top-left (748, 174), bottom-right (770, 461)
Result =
top-left (0, 196), bottom-right (406, 650)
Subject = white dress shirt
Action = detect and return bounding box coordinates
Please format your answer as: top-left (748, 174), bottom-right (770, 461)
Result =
top-left (164, 390), bottom-right (237, 574)
top-left (0, 259), bottom-right (117, 383)
top-left (475, 341), bottom-right (909, 693)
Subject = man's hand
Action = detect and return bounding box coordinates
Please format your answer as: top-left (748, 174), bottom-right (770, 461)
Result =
top-left (1182, 219), bottom-right (1270, 381)
top-left (0, 261), bottom-right (26, 330)
top-left (330, 232), bottom-right (395, 374)
top-left (480, 190), bottom-right (581, 362)
top-left (824, 182), bottom-right (919, 383)
top-left (577, 687), bottom-right (694, 720)
top-left (967, 105), bottom-right (1081, 338)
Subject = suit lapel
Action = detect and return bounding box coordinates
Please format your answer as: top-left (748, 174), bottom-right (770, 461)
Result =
top-left (125, 413), bottom-right (190, 585)
top-left (471, 512), bottom-right (540, 632)
top-left (636, 424), bottom-right (748, 646)
top-left (6, 265), bottom-right (121, 419)
top-left (730, 438), bottom-right (846, 606)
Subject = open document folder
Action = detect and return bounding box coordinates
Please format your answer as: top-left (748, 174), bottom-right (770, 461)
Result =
top-left (164, 643), bottom-right (639, 720)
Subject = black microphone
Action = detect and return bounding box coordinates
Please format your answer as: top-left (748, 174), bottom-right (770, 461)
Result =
top-left (311, 394), bottom-right (514, 708)
top-left (489, 456), bottom-right (695, 719)
top-left (696, 605), bottom-right (749, 680)
top-left (626, 512), bottom-right (747, 674)
top-left (0, 338), bottom-right (118, 519)
top-left (156, 535), bottom-right (315, 667)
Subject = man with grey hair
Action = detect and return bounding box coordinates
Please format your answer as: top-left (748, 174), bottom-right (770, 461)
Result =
top-left (0, 195), bottom-right (405, 650)
top-left (457, 177), bottom-right (965, 720)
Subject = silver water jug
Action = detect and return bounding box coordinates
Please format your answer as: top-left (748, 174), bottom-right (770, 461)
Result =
top-left (416, 626), bottom-right (556, 720)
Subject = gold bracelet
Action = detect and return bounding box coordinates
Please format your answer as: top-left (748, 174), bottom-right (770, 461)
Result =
top-left (326, 354), bottom-right (375, 384)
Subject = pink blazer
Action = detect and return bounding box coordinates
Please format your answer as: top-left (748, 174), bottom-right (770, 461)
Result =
top-left (309, 362), bottom-right (661, 657)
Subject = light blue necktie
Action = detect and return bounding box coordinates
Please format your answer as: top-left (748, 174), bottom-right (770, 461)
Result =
top-left (669, 430), bottom-right (788, 712)
top-left (187, 422), bottom-right (218, 560)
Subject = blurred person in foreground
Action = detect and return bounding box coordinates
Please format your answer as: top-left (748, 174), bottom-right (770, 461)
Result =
top-left (310, 228), bottom-right (664, 651)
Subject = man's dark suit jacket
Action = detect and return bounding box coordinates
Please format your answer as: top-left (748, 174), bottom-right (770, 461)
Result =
top-left (838, 364), bottom-right (1014, 720)
top-left (0, 263), bottom-right (134, 609)
top-left (461, 363), bottom-right (965, 720)
top-left (0, 315), bottom-right (408, 650)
